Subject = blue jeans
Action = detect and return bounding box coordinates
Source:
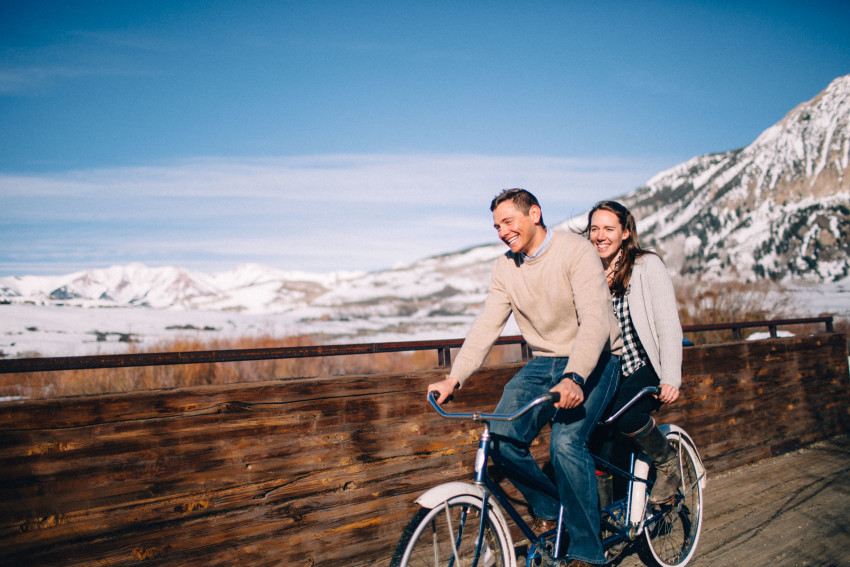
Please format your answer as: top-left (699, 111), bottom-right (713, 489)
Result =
top-left (489, 353), bottom-right (620, 565)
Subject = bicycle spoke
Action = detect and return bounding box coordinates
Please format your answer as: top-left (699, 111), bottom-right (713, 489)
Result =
top-left (443, 504), bottom-right (460, 566)
top-left (393, 499), bottom-right (506, 567)
top-left (431, 522), bottom-right (439, 566)
top-left (641, 437), bottom-right (703, 567)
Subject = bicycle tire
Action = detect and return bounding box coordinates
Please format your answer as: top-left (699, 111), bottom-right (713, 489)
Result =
top-left (390, 494), bottom-right (513, 567)
top-left (641, 435), bottom-right (703, 567)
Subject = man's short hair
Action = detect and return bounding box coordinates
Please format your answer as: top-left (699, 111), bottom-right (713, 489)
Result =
top-left (490, 188), bottom-right (546, 228)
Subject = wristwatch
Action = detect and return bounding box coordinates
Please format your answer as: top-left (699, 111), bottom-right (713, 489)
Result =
top-left (563, 372), bottom-right (585, 386)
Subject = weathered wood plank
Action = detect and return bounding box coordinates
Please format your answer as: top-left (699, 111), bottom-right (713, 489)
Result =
top-left (0, 334), bottom-right (847, 566)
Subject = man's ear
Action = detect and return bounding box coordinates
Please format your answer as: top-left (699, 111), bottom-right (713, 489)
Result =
top-left (529, 205), bottom-right (542, 224)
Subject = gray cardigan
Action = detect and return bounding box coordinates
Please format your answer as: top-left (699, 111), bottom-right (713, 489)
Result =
top-left (628, 254), bottom-right (683, 389)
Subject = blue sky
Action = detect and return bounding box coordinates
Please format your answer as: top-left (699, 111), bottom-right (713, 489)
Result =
top-left (1, 1), bottom-right (849, 277)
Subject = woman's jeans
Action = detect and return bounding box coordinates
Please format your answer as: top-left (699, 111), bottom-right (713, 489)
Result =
top-left (489, 353), bottom-right (620, 564)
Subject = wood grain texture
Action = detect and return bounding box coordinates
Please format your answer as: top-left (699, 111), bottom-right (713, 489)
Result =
top-left (0, 334), bottom-right (847, 566)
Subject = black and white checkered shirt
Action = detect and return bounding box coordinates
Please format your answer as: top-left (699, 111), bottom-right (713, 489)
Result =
top-left (612, 288), bottom-right (649, 378)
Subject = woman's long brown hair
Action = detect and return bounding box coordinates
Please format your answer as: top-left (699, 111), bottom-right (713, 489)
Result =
top-left (582, 200), bottom-right (656, 297)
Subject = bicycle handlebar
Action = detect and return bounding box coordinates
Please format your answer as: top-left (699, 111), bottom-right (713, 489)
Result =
top-left (427, 385), bottom-right (662, 425)
top-left (428, 390), bottom-right (560, 422)
top-left (602, 386), bottom-right (661, 424)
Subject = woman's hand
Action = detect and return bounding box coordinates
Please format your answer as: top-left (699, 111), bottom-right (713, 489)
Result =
top-left (427, 376), bottom-right (460, 404)
top-left (658, 384), bottom-right (679, 404)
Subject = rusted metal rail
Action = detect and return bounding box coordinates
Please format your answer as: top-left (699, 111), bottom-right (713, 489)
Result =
top-left (0, 336), bottom-right (531, 374)
top-left (0, 315), bottom-right (834, 375)
top-left (681, 315), bottom-right (834, 341)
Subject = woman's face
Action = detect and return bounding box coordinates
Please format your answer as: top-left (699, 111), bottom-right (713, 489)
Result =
top-left (589, 209), bottom-right (630, 264)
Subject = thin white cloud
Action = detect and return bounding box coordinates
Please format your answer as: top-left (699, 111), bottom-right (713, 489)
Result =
top-left (69, 29), bottom-right (181, 52)
top-left (0, 65), bottom-right (95, 94)
top-left (0, 153), bottom-right (670, 276)
top-left (0, 60), bottom-right (158, 95)
top-left (0, 27), bottom-right (168, 95)
top-left (1, 153), bottom-right (663, 200)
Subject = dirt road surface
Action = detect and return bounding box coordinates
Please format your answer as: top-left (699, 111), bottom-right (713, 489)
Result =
top-left (614, 434), bottom-right (850, 567)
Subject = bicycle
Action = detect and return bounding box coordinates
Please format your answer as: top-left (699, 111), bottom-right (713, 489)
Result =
top-left (391, 387), bottom-right (706, 567)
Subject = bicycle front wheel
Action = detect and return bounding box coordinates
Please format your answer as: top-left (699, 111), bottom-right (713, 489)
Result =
top-left (642, 435), bottom-right (703, 567)
top-left (390, 494), bottom-right (512, 567)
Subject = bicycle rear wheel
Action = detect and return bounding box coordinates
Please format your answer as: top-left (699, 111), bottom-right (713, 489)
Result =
top-left (642, 436), bottom-right (703, 567)
top-left (390, 494), bottom-right (512, 567)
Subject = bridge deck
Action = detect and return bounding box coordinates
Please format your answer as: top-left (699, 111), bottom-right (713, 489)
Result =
top-left (617, 434), bottom-right (850, 567)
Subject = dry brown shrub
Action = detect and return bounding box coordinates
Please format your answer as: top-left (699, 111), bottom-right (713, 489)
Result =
top-left (674, 278), bottom-right (802, 344)
top-left (0, 334), bottom-right (527, 400)
top-left (7, 281), bottom-right (831, 401)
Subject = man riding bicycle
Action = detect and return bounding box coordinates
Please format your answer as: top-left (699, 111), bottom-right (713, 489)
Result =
top-left (428, 189), bottom-right (623, 567)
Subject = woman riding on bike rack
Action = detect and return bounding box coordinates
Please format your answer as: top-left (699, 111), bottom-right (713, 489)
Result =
top-left (583, 201), bottom-right (683, 506)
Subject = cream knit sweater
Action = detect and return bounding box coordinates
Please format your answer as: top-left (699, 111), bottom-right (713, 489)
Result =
top-left (451, 231), bottom-right (624, 386)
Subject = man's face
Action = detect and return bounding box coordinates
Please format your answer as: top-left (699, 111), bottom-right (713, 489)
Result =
top-left (492, 200), bottom-right (544, 256)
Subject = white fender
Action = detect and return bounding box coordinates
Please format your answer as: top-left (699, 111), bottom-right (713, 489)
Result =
top-left (629, 455), bottom-right (651, 526)
top-left (415, 481), bottom-right (485, 508)
top-left (659, 424), bottom-right (707, 489)
top-left (415, 481), bottom-right (517, 567)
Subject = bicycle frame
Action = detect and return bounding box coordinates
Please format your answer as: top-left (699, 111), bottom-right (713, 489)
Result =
top-left (427, 392), bottom-right (566, 562)
top-left (422, 388), bottom-right (704, 565)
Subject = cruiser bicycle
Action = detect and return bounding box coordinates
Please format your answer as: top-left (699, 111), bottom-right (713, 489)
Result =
top-left (391, 387), bottom-right (706, 567)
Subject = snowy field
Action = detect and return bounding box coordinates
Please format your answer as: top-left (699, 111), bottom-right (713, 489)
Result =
top-left (785, 278), bottom-right (850, 320)
top-left (0, 280), bottom-right (845, 359)
top-left (0, 303), bottom-right (485, 358)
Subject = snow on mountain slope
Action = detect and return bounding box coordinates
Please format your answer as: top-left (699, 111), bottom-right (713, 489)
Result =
top-left (0, 263), bottom-right (364, 312)
top-left (620, 74), bottom-right (850, 283)
top-left (2, 75), bottom-right (849, 357)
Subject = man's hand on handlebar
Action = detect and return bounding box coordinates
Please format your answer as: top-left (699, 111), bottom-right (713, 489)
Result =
top-left (427, 376), bottom-right (460, 404)
top-left (550, 377), bottom-right (584, 409)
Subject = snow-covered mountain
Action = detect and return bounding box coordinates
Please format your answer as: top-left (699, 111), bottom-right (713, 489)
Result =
top-left (1, 262), bottom-right (364, 313)
top-left (2, 75), bottom-right (849, 357)
top-left (619, 74), bottom-right (850, 283)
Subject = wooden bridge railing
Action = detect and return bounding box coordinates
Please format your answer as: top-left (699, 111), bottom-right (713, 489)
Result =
top-left (0, 315), bottom-right (835, 374)
top-left (0, 318), bottom-right (846, 566)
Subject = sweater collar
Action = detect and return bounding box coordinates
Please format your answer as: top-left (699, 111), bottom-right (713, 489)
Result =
top-left (523, 228), bottom-right (552, 260)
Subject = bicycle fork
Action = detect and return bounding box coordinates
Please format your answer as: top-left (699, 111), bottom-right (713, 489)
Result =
top-left (468, 428), bottom-right (496, 567)
top-left (448, 497), bottom-right (492, 567)
top-left (474, 429), bottom-right (560, 566)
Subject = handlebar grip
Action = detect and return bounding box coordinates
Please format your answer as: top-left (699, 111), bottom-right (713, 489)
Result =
top-left (549, 391), bottom-right (560, 404)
